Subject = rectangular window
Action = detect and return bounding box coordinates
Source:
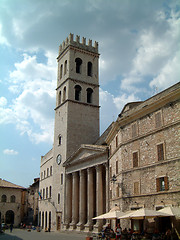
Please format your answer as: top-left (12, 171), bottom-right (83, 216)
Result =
top-left (43, 189), bottom-right (45, 199)
top-left (49, 186), bottom-right (52, 198)
top-left (133, 152), bottom-right (138, 167)
top-left (134, 182), bottom-right (139, 195)
top-left (156, 177), bottom-right (168, 192)
top-left (116, 160), bottom-right (118, 175)
top-left (47, 168), bottom-right (49, 177)
top-left (46, 187), bottom-right (48, 199)
top-left (50, 166), bottom-right (52, 176)
top-left (58, 193), bottom-right (60, 204)
top-left (61, 174), bottom-right (63, 185)
top-left (116, 186), bottom-right (119, 197)
top-left (155, 112), bottom-right (162, 128)
top-left (132, 123), bottom-right (137, 138)
top-left (44, 170), bottom-right (46, 178)
top-left (157, 143), bottom-right (164, 161)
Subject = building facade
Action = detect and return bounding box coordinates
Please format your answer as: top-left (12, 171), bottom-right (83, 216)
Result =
top-left (107, 83), bottom-right (180, 232)
top-left (39, 34), bottom-right (180, 233)
top-left (27, 178), bottom-right (39, 226)
top-left (39, 34), bottom-right (109, 232)
top-left (0, 179), bottom-right (27, 227)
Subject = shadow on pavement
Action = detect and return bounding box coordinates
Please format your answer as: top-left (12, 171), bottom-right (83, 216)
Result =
top-left (0, 232), bottom-right (23, 240)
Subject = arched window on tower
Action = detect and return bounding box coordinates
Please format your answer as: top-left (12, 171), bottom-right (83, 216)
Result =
top-left (64, 60), bottom-right (67, 75)
top-left (87, 88), bottom-right (93, 103)
top-left (58, 135), bottom-right (62, 145)
top-left (87, 62), bottom-right (92, 76)
top-left (60, 64), bottom-right (63, 79)
top-left (75, 85), bottom-right (82, 101)
top-left (75, 58), bottom-right (82, 74)
top-left (58, 91), bottom-right (61, 105)
top-left (63, 87), bottom-right (66, 102)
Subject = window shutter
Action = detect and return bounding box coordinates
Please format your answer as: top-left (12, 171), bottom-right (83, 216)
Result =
top-left (116, 186), bottom-right (119, 197)
top-left (132, 124), bottom-right (137, 138)
top-left (116, 161), bottom-right (118, 174)
top-left (134, 182), bottom-right (139, 195)
top-left (164, 176), bottom-right (169, 190)
top-left (155, 112), bottom-right (162, 128)
top-left (157, 144), bottom-right (164, 161)
top-left (156, 178), bottom-right (160, 192)
top-left (133, 152), bottom-right (138, 167)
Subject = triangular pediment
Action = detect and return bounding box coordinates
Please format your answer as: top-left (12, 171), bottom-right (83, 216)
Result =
top-left (63, 144), bottom-right (107, 167)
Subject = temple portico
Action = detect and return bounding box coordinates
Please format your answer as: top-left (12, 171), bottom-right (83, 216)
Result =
top-left (63, 144), bottom-right (109, 232)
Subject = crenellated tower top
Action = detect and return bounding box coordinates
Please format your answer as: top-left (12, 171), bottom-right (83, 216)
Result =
top-left (58, 33), bottom-right (98, 57)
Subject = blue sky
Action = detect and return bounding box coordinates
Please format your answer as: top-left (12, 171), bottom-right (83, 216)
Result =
top-left (0, 0), bottom-right (179, 187)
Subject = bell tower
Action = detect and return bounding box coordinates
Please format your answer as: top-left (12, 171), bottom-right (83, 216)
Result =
top-left (52, 34), bottom-right (100, 226)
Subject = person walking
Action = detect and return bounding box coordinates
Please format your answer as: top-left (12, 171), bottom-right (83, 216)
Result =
top-left (10, 223), bottom-right (13, 233)
top-left (115, 224), bottom-right (122, 239)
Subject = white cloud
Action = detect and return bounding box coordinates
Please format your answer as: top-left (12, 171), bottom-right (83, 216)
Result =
top-left (3, 149), bottom-right (18, 155)
top-left (0, 23), bottom-right (10, 46)
top-left (99, 88), bottom-right (140, 133)
top-left (0, 97), bottom-right (7, 106)
top-left (120, 10), bottom-right (180, 93)
top-left (1, 52), bottom-right (56, 144)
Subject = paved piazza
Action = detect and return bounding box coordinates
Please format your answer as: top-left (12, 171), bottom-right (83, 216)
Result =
top-left (0, 229), bottom-right (88, 240)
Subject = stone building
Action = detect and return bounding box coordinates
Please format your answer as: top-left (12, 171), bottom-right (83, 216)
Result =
top-left (0, 178), bottom-right (27, 227)
top-left (107, 82), bottom-right (180, 232)
top-left (39, 34), bottom-right (110, 232)
top-left (39, 34), bottom-right (180, 233)
top-left (26, 178), bottom-right (39, 225)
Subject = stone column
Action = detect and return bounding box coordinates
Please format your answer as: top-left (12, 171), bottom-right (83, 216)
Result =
top-left (64, 173), bottom-right (72, 229)
top-left (69, 171), bottom-right (79, 230)
top-left (84, 167), bottom-right (94, 232)
top-left (76, 169), bottom-right (86, 231)
top-left (94, 165), bottom-right (103, 233)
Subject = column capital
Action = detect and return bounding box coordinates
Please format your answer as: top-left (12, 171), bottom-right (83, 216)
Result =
top-left (95, 164), bottom-right (102, 172)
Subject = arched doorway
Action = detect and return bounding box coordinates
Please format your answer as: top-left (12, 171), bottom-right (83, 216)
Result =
top-left (6, 210), bottom-right (14, 224)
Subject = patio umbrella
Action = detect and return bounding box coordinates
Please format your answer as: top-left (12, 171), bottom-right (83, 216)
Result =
top-left (158, 206), bottom-right (180, 218)
top-left (118, 208), bottom-right (171, 219)
top-left (93, 207), bottom-right (125, 220)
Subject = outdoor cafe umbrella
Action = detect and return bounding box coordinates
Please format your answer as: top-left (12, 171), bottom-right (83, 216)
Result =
top-left (93, 207), bottom-right (125, 220)
top-left (157, 206), bottom-right (180, 218)
top-left (118, 208), bottom-right (171, 220)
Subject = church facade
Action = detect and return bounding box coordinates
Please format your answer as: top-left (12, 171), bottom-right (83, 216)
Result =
top-left (39, 34), bottom-right (180, 233)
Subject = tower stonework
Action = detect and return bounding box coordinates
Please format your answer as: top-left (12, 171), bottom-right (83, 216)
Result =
top-left (52, 34), bottom-right (100, 230)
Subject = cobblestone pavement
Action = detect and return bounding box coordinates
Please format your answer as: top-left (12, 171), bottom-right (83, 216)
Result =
top-left (0, 229), bottom-right (89, 240)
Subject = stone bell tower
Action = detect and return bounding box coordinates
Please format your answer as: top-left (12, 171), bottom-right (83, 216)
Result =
top-left (52, 34), bottom-right (100, 229)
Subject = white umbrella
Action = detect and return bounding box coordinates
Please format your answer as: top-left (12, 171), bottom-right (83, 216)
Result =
top-left (93, 207), bottom-right (125, 220)
top-left (158, 206), bottom-right (180, 218)
top-left (119, 208), bottom-right (171, 219)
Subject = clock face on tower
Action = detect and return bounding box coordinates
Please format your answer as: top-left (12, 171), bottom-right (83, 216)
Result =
top-left (56, 154), bottom-right (62, 165)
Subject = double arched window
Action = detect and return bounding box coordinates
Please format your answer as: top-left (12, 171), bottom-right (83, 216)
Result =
top-left (63, 87), bottom-right (66, 102)
top-left (64, 60), bottom-right (67, 75)
top-left (75, 85), bottom-right (82, 101)
top-left (60, 64), bottom-right (63, 79)
top-left (75, 58), bottom-right (82, 74)
top-left (87, 62), bottom-right (93, 76)
top-left (87, 88), bottom-right (93, 103)
top-left (58, 91), bottom-right (61, 105)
